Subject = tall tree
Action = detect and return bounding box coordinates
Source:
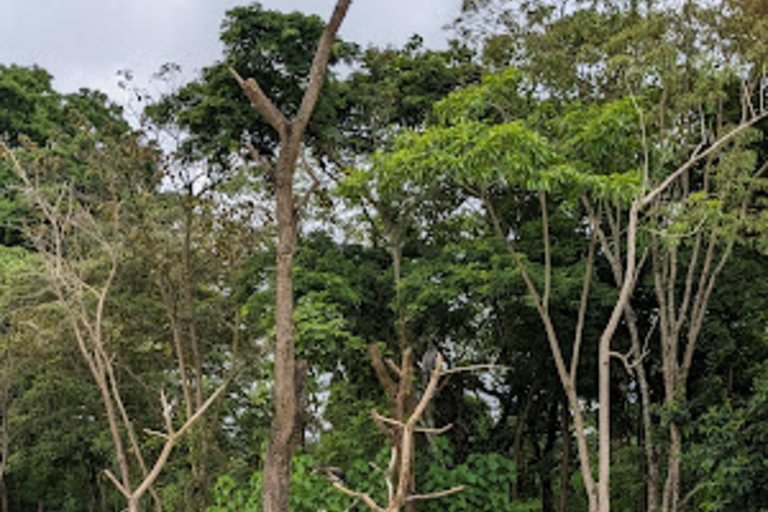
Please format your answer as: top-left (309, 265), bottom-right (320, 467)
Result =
top-left (228, 2), bottom-right (353, 511)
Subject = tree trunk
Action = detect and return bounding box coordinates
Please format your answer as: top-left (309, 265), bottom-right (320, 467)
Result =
top-left (231, 5), bottom-right (353, 510)
top-left (181, 198), bottom-right (210, 510)
top-left (0, 478), bottom-right (6, 512)
top-left (95, 366), bottom-right (132, 493)
top-left (558, 403), bottom-right (570, 512)
top-left (262, 145), bottom-right (300, 512)
top-left (662, 422), bottom-right (682, 512)
top-left (597, 341), bottom-right (610, 512)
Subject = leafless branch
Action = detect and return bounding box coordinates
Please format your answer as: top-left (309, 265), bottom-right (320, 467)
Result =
top-left (640, 112), bottom-right (768, 209)
top-left (439, 363), bottom-right (508, 376)
top-left (229, 69), bottom-right (288, 135)
top-left (407, 486), bottom-right (466, 502)
top-left (104, 470), bottom-right (130, 498)
top-left (332, 483), bottom-right (386, 512)
top-left (294, 0), bottom-right (354, 134)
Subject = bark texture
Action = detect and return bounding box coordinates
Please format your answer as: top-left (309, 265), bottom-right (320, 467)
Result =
top-left (230, 2), bottom-right (353, 511)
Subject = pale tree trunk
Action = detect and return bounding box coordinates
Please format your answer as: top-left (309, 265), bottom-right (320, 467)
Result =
top-left (335, 351), bottom-right (474, 512)
top-left (651, 206), bottom-right (736, 512)
top-left (558, 402), bottom-right (570, 512)
top-left (661, 423), bottom-right (682, 512)
top-left (386, 230), bottom-right (417, 512)
top-left (230, 3), bottom-right (353, 511)
top-left (2, 143), bottom-right (229, 512)
top-left (485, 194), bottom-right (601, 512)
top-left (584, 196), bottom-right (659, 512)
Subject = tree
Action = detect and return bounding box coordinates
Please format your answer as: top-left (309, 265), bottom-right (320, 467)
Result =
top-left (227, 2), bottom-right (353, 511)
top-left (1, 125), bottom-right (230, 512)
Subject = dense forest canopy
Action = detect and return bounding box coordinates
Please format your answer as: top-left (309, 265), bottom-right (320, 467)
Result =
top-left (0, 1), bottom-right (766, 512)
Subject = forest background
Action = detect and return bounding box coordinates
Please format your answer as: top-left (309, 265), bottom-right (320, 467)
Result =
top-left (0, 1), bottom-right (766, 512)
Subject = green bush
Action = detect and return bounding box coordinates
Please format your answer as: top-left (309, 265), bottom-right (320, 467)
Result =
top-left (207, 450), bottom-right (539, 512)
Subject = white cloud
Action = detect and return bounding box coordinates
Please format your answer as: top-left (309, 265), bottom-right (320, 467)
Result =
top-left (0, 0), bottom-right (460, 99)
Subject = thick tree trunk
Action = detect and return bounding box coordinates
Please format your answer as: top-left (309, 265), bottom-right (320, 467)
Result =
top-left (231, 5), bottom-right (353, 511)
top-left (262, 145), bottom-right (300, 512)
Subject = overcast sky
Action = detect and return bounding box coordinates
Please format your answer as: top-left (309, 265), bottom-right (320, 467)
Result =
top-left (0, 0), bottom-right (460, 102)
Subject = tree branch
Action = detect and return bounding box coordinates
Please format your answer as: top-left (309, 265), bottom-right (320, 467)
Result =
top-left (229, 69), bottom-right (288, 135)
top-left (407, 486), bottom-right (466, 502)
top-left (294, 0), bottom-right (354, 134)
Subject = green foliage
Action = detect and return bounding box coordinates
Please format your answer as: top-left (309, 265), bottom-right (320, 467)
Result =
top-left (2, 3), bottom-right (767, 512)
top-left (207, 450), bottom-right (539, 512)
top-left (686, 365), bottom-right (768, 511)
top-left (377, 120), bottom-right (554, 189)
top-left (206, 454), bottom-right (380, 512)
top-left (420, 450), bottom-right (538, 512)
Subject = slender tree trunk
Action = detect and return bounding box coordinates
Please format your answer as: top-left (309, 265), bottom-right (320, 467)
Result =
top-left (180, 198), bottom-right (210, 509)
top-left (597, 336), bottom-right (611, 512)
top-left (662, 423), bottom-right (682, 512)
top-left (626, 307), bottom-right (658, 512)
top-left (94, 364), bottom-right (132, 493)
top-left (558, 403), bottom-right (570, 512)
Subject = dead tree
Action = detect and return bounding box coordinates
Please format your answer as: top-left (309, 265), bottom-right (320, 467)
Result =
top-left (1, 141), bottom-right (229, 512)
top-left (332, 344), bottom-right (501, 512)
top-left (229, 1), bottom-right (353, 511)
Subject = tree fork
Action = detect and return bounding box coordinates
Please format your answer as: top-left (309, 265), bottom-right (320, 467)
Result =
top-left (231, 2), bottom-right (353, 511)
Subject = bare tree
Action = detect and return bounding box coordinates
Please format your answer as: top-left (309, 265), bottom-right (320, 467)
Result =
top-left (229, 1), bottom-right (353, 511)
top-left (332, 345), bottom-right (495, 512)
top-left (1, 141), bottom-right (229, 512)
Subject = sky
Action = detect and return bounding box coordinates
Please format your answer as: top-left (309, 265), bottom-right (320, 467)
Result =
top-left (0, 0), bottom-right (460, 103)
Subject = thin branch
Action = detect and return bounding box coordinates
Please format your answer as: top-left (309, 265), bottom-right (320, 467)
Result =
top-left (539, 191), bottom-right (551, 310)
top-left (571, 217), bottom-right (597, 382)
top-left (640, 112), bottom-right (768, 209)
top-left (143, 429), bottom-right (170, 441)
top-left (385, 358), bottom-right (403, 378)
top-left (372, 412), bottom-right (453, 434)
top-left (332, 483), bottom-right (386, 512)
top-left (439, 364), bottom-right (508, 376)
top-left (369, 344), bottom-right (397, 399)
top-left (104, 470), bottom-right (130, 498)
top-left (296, 157), bottom-right (322, 216)
top-left (245, 140), bottom-right (274, 172)
top-left (407, 486), bottom-right (466, 502)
